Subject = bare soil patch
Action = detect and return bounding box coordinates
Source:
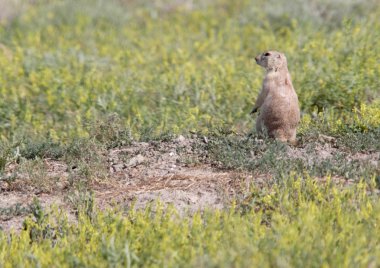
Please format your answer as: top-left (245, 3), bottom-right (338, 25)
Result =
top-left (0, 135), bottom-right (378, 231)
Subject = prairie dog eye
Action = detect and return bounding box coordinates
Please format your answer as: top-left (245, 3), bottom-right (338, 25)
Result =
top-left (264, 52), bottom-right (271, 56)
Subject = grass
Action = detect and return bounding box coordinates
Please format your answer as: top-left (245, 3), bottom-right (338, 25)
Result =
top-left (0, 0), bottom-right (379, 267)
top-left (1, 177), bottom-right (380, 267)
top-left (0, 0), bottom-right (379, 142)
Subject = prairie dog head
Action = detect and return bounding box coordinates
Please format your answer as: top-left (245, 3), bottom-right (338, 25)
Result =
top-left (255, 51), bottom-right (288, 72)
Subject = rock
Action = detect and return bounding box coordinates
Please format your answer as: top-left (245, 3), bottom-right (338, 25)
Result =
top-left (127, 154), bottom-right (145, 167)
top-left (112, 164), bottom-right (125, 172)
top-left (175, 135), bottom-right (186, 143)
top-left (132, 141), bottom-right (149, 147)
top-left (318, 134), bottom-right (336, 143)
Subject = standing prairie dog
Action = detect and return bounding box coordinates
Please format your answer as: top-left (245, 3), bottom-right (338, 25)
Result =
top-left (250, 51), bottom-right (300, 145)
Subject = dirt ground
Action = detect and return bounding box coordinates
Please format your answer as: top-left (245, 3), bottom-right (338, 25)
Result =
top-left (0, 136), bottom-right (254, 231)
top-left (0, 135), bottom-right (379, 231)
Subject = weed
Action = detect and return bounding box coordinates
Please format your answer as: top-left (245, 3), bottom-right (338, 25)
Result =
top-left (1, 176), bottom-right (380, 267)
top-left (66, 186), bottom-right (95, 220)
top-left (0, 0), bottom-right (378, 141)
top-left (14, 158), bottom-right (54, 192)
top-left (20, 140), bottom-right (65, 160)
top-left (190, 131), bottom-right (379, 181)
top-left (87, 114), bottom-right (133, 149)
top-left (0, 1), bottom-right (379, 266)
top-left (0, 203), bottom-right (32, 221)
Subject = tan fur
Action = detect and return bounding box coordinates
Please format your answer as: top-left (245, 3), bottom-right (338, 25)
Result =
top-left (251, 51), bottom-right (300, 145)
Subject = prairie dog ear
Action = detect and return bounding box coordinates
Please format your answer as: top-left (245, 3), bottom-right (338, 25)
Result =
top-left (277, 54), bottom-right (281, 58)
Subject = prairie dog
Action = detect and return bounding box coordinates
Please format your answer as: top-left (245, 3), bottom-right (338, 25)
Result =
top-left (250, 51), bottom-right (300, 145)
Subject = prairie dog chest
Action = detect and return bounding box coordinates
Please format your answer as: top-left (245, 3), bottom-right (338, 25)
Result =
top-left (263, 72), bottom-right (288, 98)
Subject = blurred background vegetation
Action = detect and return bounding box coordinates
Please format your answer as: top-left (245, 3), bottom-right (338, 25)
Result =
top-left (0, 0), bottom-right (379, 142)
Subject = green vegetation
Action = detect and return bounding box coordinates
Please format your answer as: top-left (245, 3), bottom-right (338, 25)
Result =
top-left (0, 0), bottom-right (379, 267)
top-left (1, 178), bottom-right (380, 267)
top-left (0, 0), bottom-right (379, 141)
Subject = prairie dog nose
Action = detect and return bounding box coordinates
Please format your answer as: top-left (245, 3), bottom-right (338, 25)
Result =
top-left (255, 56), bottom-right (259, 62)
